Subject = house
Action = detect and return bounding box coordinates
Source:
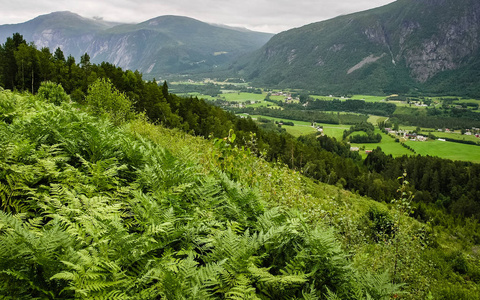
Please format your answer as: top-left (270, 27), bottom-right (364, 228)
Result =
top-left (406, 132), bottom-right (417, 138)
top-left (416, 135), bottom-right (427, 142)
top-left (350, 147), bottom-right (360, 152)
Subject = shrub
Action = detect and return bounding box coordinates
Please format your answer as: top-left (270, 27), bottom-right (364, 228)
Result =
top-left (362, 206), bottom-right (395, 242)
top-left (36, 81), bottom-right (70, 105)
top-left (86, 78), bottom-right (135, 125)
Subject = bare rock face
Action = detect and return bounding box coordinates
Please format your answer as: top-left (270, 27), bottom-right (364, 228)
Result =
top-left (403, 3), bottom-right (480, 82)
top-left (240, 0), bottom-right (480, 94)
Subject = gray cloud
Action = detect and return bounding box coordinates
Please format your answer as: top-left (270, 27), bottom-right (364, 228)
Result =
top-left (0, 0), bottom-right (395, 32)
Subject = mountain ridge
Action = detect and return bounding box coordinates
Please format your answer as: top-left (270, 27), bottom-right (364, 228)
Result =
top-left (0, 11), bottom-right (273, 77)
top-left (234, 0), bottom-right (480, 96)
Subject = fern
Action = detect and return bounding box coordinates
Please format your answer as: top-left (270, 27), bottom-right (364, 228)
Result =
top-left (354, 270), bottom-right (404, 300)
top-left (0, 211), bottom-right (74, 298)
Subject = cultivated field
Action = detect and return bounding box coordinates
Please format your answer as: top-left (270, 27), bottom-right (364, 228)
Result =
top-left (177, 84), bottom-right (480, 163)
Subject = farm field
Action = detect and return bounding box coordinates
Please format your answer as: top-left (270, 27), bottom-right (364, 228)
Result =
top-left (396, 125), bottom-right (480, 144)
top-left (367, 115), bottom-right (388, 124)
top-left (349, 95), bottom-right (386, 102)
top-left (245, 115), bottom-right (480, 162)
top-left (350, 130), bottom-right (412, 159)
top-left (220, 92), bottom-right (266, 102)
top-left (178, 86), bottom-right (480, 162)
top-left (320, 124), bottom-right (351, 140)
top-left (242, 114), bottom-right (318, 137)
top-left (424, 130), bottom-right (480, 143)
top-left (405, 140), bottom-right (480, 163)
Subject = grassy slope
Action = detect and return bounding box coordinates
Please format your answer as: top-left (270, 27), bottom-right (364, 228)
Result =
top-left (128, 99), bottom-right (480, 299)
top-left (1, 89), bottom-right (480, 298)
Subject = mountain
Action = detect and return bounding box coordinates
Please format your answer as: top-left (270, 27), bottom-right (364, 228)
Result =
top-left (85, 15), bottom-right (273, 76)
top-left (0, 11), bottom-right (118, 59)
top-left (0, 12), bottom-right (273, 77)
top-left (235, 0), bottom-right (480, 96)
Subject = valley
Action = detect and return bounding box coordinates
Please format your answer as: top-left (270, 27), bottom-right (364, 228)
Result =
top-left (2, 0), bottom-right (480, 298)
top-left (171, 80), bottom-right (480, 163)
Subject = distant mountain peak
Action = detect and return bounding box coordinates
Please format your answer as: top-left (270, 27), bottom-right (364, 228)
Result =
top-left (0, 12), bottom-right (273, 78)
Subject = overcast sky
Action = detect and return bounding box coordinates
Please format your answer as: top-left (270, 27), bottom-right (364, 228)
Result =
top-left (0, 0), bottom-right (395, 33)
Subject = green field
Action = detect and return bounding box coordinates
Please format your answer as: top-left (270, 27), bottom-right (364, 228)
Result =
top-left (406, 140), bottom-right (480, 163)
top-left (320, 124), bottom-right (351, 139)
top-left (367, 115), bottom-right (388, 124)
top-left (350, 130), bottom-right (412, 159)
top-left (246, 116), bottom-right (480, 163)
top-left (309, 94), bottom-right (386, 102)
top-left (422, 130), bottom-right (480, 144)
top-left (220, 92), bottom-right (266, 102)
top-left (349, 95), bottom-right (386, 102)
top-left (180, 87), bottom-right (480, 163)
top-left (244, 114), bottom-right (317, 137)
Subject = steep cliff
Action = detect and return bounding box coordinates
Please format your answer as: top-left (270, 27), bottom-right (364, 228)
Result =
top-left (236, 0), bottom-right (480, 96)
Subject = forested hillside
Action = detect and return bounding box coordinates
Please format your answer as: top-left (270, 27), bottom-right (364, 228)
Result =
top-left (1, 33), bottom-right (480, 298)
top-left (1, 78), bottom-right (479, 299)
top-left (235, 0), bottom-right (480, 97)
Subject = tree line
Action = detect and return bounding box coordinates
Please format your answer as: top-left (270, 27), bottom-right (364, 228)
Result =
top-left (234, 107), bottom-right (368, 125)
top-left (343, 122), bottom-right (382, 143)
top-left (290, 98), bottom-right (397, 117)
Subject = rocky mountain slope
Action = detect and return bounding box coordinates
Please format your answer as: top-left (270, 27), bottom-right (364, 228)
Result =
top-left (0, 12), bottom-right (273, 77)
top-left (234, 0), bottom-right (480, 96)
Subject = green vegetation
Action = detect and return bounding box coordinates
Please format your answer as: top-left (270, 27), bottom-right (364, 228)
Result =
top-left (1, 33), bottom-right (480, 298)
top-left (343, 122), bottom-right (382, 143)
top-left (2, 82), bottom-right (480, 299)
top-left (0, 86), bottom-right (406, 299)
top-left (235, 107), bottom-right (368, 125)
top-left (244, 115), bottom-right (317, 137)
top-left (352, 132), bottom-right (412, 159)
top-left (405, 140), bottom-right (480, 163)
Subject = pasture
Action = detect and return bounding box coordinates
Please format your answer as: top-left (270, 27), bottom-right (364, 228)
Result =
top-left (244, 114), bottom-right (318, 137)
top-left (405, 140), bottom-right (480, 163)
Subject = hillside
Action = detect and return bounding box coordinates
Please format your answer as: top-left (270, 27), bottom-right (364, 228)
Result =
top-left (1, 81), bottom-right (480, 299)
top-left (0, 12), bottom-right (273, 77)
top-left (1, 37), bottom-right (480, 297)
top-left (235, 0), bottom-right (480, 96)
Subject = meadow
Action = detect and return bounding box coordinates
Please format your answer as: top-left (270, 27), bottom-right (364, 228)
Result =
top-left (351, 131), bottom-right (412, 158)
top-left (245, 114), bottom-right (480, 163)
top-left (405, 139), bottom-right (480, 163)
top-left (240, 114), bottom-right (318, 137)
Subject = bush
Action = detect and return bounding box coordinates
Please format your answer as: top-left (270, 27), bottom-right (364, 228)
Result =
top-left (86, 78), bottom-right (135, 125)
top-left (362, 206), bottom-right (395, 242)
top-left (36, 81), bottom-right (70, 105)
